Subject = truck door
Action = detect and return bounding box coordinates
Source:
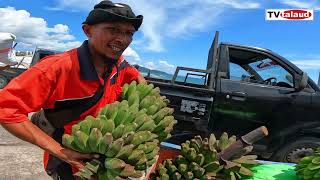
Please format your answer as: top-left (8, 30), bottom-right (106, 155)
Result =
top-left (212, 44), bottom-right (314, 153)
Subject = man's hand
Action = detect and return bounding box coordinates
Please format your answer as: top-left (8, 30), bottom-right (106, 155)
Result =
top-left (57, 148), bottom-right (99, 170)
top-left (137, 74), bottom-right (146, 83)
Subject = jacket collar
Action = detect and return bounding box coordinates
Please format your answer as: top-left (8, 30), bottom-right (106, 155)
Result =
top-left (77, 40), bottom-right (99, 80)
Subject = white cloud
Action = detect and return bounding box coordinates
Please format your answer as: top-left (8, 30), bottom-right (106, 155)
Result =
top-left (45, 7), bottom-right (64, 11)
top-left (48, 24), bottom-right (69, 34)
top-left (292, 60), bottom-right (320, 70)
top-left (281, 0), bottom-right (319, 9)
top-left (139, 60), bottom-right (176, 73)
top-left (281, 0), bottom-right (320, 10)
top-left (159, 60), bottom-right (175, 70)
top-left (144, 61), bottom-right (156, 70)
top-left (292, 59), bottom-right (320, 83)
top-left (123, 47), bottom-right (141, 64)
top-left (53, 0), bottom-right (98, 11)
top-left (53, 0), bottom-right (261, 52)
top-left (0, 7), bottom-right (81, 51)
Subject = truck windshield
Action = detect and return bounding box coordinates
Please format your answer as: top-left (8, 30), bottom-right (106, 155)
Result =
top-left (249, 59), bottom-right (293, 87)
top-left (229, 47), bottom-right (294, 88)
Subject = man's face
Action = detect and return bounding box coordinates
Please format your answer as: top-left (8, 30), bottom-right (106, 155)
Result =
top-left (83, 21), bottom-right (136, 60)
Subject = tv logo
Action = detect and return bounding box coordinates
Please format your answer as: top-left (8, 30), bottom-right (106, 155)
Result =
top-left (266, 9), bottom-right (314, 21)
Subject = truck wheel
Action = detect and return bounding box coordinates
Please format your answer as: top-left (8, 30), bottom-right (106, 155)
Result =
top-left (271, 137), bottom-right (320, 163)
top-left (0, 75), bottom-right (8, 89)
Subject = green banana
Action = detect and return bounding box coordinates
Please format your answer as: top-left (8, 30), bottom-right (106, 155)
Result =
top-left (121, 84), bottom-right (129, 100)
top-left (147, 158), bottom-right (157, 167)
top-left (183, 172), bottom-right (194, 180)
top-left (98, 132), bottom-right (113, 154)
top-left (115, 144), bottom-right (135, 160)
top-left (78, 119), bottom-right (92, 135)
top-left (175, 155), bottom-right (188, 165)
top-left (74, 130), bottom-right (89, 151)
top-left (128, 91), bottom-right (140, 106)
top-left (128, 149), bottom-right (145, 164)
top-left (153, 116), bottom-right (174, 133)
top-left (119, 164), bottom-right (135, 177)
top-left (194, 154), bottom-right (205, 166)
top-left (138, 119), bottom-right (156, 132)
top-left (112, 124), bottom-right (125, 139)
top-left (91, 118), bottom-right (104, 131)
top-left (144, 139), bottom-right (159, 154)
top-left (218, 132), bottom-right (229, 151)
top-left (101, 119), bottom-right (115, 135)
top-left (138, 83), bottom-right (154, 100)
top-left (149, 87), bottom-right (160, 97)
top-left (152, 108), bottom-right (174, 124)
top-left (133, 113), bottom-right (149, 127)
top-left (140, 96), bottom-right (156, 110)
top-left (147, 104), bottom-right (159, 115)
top-left (178, 164), bottom-right (188, 175)
top-left (71, 124), bottom-right (81, 136)
top-left (208, 133), bottom-right (216, 151)
top-left (105, 103), bottom-right (119, 120)
top-left (167, 164), bottom-right (178, 175)
top-left (105, 138), bottom-right (124, 158)
top-left (122, 131), bottom-right (135, 145)
top-left (62, 134), bottom-right (75, 150)
top-left (88, 128), bottom-right (102, 152)
top-left (105, 158), bottom-right (126, 170)
top-left (157, 164), bottom-right (168, 175)
top-left (146, 146), bottom-right (160, 160)
top-left (123, 123), bottom-right (138, 135)
top-left (172, 172), bottom-right (182, 180)
top-left (114, 109), bottom-right (129, 127)
top-left (126, 81), bottom-right (137, 99)
top-left (131, 131), bottom-right (152, 145)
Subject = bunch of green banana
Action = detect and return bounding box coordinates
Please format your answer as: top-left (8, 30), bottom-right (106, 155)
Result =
top-left (62, 81), bottom-right (177, 179)
top-left (121, 81), bottom-right (177, 142)
top-left (151, 132), bottom-right (258, 180)
top-left (295, 147), bottom-right (320, 180)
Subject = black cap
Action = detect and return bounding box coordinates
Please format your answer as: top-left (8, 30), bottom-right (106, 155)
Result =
top-left (83, 0), bottom-right (143, 30)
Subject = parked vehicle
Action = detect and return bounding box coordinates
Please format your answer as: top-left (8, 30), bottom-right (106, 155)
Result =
top-left (137, 32), bottom-right (320, 163)
top-left (6, 32), bottom-right (320, 163)
top-left (0, 48), bottom-right (59, 88)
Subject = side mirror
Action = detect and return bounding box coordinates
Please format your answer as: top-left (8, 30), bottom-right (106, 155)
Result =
top-left (295, 71), bottom-right (308, 91)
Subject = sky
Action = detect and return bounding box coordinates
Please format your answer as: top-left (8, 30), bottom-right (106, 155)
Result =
top-left (0, 0), bottom-right (319, 82)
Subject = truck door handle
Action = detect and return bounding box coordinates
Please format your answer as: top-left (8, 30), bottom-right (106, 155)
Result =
top-left (229, 91), bottom-right (247, 101)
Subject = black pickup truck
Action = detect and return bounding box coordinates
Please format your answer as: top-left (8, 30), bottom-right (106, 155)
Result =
top-left (0, 48), bottom-right (58, 88)
top-left (138, 32), bottom-right (320, 163)
top-left (5, 33), bottom-right (319, 164)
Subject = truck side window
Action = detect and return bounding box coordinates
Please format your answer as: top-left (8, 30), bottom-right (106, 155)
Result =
top-left (248, 59), bottom-right (294, 88)
top-left (228, 48), bottom-right (294, 89)
top-left (229, 63), bottom-right (251, 81)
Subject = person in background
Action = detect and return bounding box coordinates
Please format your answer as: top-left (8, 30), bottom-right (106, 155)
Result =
top-left (0, 1), bottom-right (145, 179)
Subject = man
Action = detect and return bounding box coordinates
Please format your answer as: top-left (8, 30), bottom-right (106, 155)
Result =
top-left (0, 1), bottom-right (145, 179)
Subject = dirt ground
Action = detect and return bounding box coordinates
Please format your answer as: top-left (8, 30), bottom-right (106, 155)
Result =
top-left (0, 126), bottom-right (51, 180)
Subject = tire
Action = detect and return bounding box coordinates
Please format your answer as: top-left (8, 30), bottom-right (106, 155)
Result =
top-left (0, 75), bottom-right (8, 89)
top-left (270, 137), bottom-right (320, 163)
